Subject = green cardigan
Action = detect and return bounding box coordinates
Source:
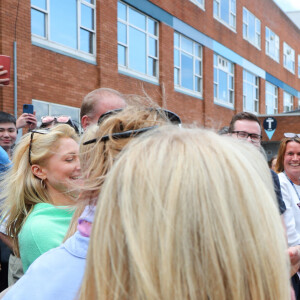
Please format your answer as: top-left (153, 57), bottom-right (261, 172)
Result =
top-left (18, 203), bottom-right (74, 272)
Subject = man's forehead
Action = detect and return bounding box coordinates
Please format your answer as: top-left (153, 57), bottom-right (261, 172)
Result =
top-left (234, 119), bottom-right (261, 134)
top-left (95, 96), bottom-right (126, 117)
top-left (0, 122), bottom-right (16, 129)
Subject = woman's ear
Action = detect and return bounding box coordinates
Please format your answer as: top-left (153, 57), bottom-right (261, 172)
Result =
top-left (31, 164), bottom-right (46, 180)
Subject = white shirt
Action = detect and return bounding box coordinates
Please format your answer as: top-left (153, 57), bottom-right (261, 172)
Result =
top-left (278, 172), bottom-right (300, 247)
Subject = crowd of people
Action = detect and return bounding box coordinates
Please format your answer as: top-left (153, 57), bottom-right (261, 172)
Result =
top-left (0, 75), bottom-right (299, 299)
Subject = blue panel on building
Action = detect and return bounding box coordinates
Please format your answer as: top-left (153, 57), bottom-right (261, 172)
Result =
top-left (121, 0), bottom-right (173, 26)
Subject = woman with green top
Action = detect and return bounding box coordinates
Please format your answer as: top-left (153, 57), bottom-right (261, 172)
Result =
top-left (0, 124), bottom-right (81, 272)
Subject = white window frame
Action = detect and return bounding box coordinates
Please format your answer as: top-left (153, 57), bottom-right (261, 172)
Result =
top-left (243, 7), bottom-right (261, 49)
top-left (213, 0), bottom-right (236, 31)
top-left (189, 0), bottom-right (205, 10)
top-left (265, 27), bottom-right (279, 62)
top-left (174, 32), bottom-right (203, 97)
top-left (283, 91), bottom-right (293, 112)
top-left (214, 54), bottom-right (234, 108)
top-left (243, 70), bottom-right (259, 114)
top-left (117, 1), bottom-right (159, 83)
top-left (31, 0), bottom-right (96, 62)
top-left (265, 82), bottom-right (278, 114)
top-left (283, 42), bottom-right (295, 74)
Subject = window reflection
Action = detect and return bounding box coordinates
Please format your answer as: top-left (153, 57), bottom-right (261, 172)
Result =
top-left (31, 9), bottom-right (46, 37)
top-left (129, 27), bottom-right (146, 74)
top-left (31, 0), bottom-right (95, 56)
top-left (118, 1), bottom-right (158, 78)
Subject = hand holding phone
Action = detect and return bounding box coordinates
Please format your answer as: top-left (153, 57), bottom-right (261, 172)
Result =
top-left (16, 105), bottom-right (37, 130)
top-left (23, 104), bottom-right (34, 115)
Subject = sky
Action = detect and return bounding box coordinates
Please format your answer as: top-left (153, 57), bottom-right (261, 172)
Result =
top-left (273, 0), bottom-right (300, 12)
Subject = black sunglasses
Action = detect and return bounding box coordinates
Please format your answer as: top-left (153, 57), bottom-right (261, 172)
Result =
top-left (97, 108), bottom-right (182, 125)
top-left (83, 126), bottom-right (157, 145)
top-left (28, 129), bottom-right (49, 165)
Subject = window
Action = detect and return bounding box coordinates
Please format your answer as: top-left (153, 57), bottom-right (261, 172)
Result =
top-left (265, 82), bottom-right (278, 114)
top-left (190, 0), bottom-right (204, 9)
top-left (31, 0), bottom-right (96, 58)
top-left (283, 92), bottom-right (293, 112)
top-left (213, 0), bottom-right (236, 30)
top-left (243, 8), bottom-right (261, 49)
top-left (283, 42), bottom-right (295, 73)
top-left (265, 27), bottom-right (279, 62)
top-left (243, 70), bottom-right (259, 113)
top-left (214, 54), bottom-right (234, 107)
top-left (174, 33), bottom-right (203, 96)
top-left (32, 100), bottom-right (81, 131)
top-left (117, 1), bottom-right (159, 80)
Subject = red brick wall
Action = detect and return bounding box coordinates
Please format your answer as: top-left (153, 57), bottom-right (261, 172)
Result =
top-left (259, 115), bottom-right (300, 141)
top-left (0, 0), bottom-right (299, 135)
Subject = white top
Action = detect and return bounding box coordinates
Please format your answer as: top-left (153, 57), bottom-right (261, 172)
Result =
top-left (278, 172), bottom-right (300, 247)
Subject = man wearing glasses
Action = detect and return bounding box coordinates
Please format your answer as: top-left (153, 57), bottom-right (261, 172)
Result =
top-left (229, 112), bottom-right (285, 213)
top-left (229, 112), bottom-right (262, 146)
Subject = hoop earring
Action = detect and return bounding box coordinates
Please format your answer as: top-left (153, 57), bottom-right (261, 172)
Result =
top-left (41, 179), bottom-right (46, 189)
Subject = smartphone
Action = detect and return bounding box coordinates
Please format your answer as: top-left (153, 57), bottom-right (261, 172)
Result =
top-left (0, 55), bottom-right (11, 86)
top-left (23, 104), bottom-right (34, 115)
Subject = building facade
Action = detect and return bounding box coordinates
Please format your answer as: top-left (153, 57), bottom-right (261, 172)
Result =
top-left (0, 0), bottom-right (299, 156)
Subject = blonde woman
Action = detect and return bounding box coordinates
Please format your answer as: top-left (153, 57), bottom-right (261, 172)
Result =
top-left (2, 106), bottom-right (180, 300)
top-left (80, 126), bottom-right (290, 300)
top-left (0, 124), bottom-right (80, 273)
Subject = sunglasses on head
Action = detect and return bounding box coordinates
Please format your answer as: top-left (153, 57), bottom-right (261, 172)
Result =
top-left (28, 129), bottom-right (49, 165)
top-left (83, 126), bottom-right (158, 145)
top-left (284, 133), bottom-right (300, 138)
top-left (41, 116), bottom-right (79, 134)
top-left (97, 108), bottom-right (182, 125)
top-left (41, 115), bottom-right (71, 124)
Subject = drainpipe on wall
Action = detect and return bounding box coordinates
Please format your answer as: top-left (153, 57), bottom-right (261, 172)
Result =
top-left (13, 41), bottom-right (17, 119)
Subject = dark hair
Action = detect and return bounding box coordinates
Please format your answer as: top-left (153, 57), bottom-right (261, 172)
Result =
top-left (0, 112), bottom-right (16, 126)
top-left (229, 112), bottom-right (261, 133)
top-left (268, 155), bottom-right (277, 168)
top-left (218, 126), bottom-right (229, 135)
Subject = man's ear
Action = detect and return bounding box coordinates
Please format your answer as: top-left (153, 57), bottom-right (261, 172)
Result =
top-left (81, 115), bottom-right (90, 131)
top-left (31, 164), bottom-right (46, 180)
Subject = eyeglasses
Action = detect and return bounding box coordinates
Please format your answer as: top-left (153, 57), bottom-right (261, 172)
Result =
top-left (41, 115), bottom-right (71, 124)
top-left (284, 133), bottom-right (300, 138)
top-left (231, 131), bottom-right (262, 143)
top-left (97, 108), bottom-right (182, 125)
top-left (83, 126), bottom-right (157, 145)
top-left (28, 129), bottom-right (49, 165)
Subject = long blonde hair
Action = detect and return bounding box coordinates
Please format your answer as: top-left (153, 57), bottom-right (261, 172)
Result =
top-left (80, 126), bottom-right (290, 300)
top-left (65, 106), bottom-right (174, 238)
top-left (0, 124), bottom-right (78, 256)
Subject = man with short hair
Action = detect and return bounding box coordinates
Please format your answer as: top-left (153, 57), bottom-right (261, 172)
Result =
top-left (80, 88), bottom-right (126, 130)
top-left (229, 111), bottom-right (284, 212)
top-left (0, 111), bottom-right (37, 159)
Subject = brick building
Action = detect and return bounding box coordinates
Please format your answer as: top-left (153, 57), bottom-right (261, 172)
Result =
top-left (0, 0), bottom-right (299, 157)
